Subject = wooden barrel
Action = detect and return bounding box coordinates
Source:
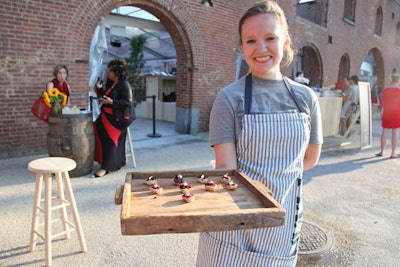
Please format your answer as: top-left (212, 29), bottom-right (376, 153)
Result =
top-left (47, 112), bottom-right (94, 177)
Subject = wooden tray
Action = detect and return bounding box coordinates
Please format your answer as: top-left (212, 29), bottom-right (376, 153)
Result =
top-left (115, 169), bottom-right (285, 235)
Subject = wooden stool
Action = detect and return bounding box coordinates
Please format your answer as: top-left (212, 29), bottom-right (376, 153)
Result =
top-left (126, 127), bottom-right (136, 168)
top-left (28, 157), bottom-right (87, 266)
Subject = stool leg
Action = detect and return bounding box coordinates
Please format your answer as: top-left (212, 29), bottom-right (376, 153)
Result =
top-left (126, 128), bottom-right (136, 168)
top-left (61, 171), bottom-right (87, 252)
top-left (55, 172), bottom-right (70, 239)
top-left (44, 173), bottom-right (52, 267)
top-left (30, 173), bottom-right (43, 252)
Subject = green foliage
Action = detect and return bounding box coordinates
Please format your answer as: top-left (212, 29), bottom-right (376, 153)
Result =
top-left (126, 34), bottom-right (146, 102)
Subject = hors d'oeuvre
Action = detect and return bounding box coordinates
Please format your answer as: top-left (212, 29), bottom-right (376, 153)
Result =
top-left (225, 180), bottom-right (238, 190)
top-left (173, 174), bottom-right (185, 186)
top-left (145, 175), bottom-right (157, 185)
top-left (197, 174), bottom-right (209, 184)
top-left (182, 192), bottom-right (195, 203)
top-left (150, 183), bottom-right (163, 195)
top-left (204, 180), bottom-right (217, 192)
top-left (179, 181), bottom-right (193, 194)
top-left (220, 173), bottom-right (232, 184)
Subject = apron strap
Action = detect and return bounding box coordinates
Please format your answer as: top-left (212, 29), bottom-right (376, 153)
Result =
top-left (282, 76), bottom-right (307, 113)
top-left (244, 74), bottom-right (252, 114)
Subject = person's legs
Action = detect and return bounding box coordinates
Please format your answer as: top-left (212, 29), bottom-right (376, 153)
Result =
top-left (390, 128), bottom-right (399, 157)
top-left (345, 107), bottom-right (353, 130)
top-left (339, 118), bottom-right (346, 136)
top-left (377, 128), bottom-right (389, 156)
top-left (341, 107), bottom-right (354, 136)
top-left (341, 101), bottom-right (351, 118)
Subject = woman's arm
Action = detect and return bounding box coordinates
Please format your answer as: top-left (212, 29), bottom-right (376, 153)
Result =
top-left (113, 80), bottom-right (132, 108)
top-left (214, 142), bottom-right (237, 170)
top-left (46, 81), bottom-right (54, 91)
top-left (303, 143), bottom-right (321, 170)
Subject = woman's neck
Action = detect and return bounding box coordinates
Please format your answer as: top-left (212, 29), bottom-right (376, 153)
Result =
top-left (112, 79), bottom-right (119, 88)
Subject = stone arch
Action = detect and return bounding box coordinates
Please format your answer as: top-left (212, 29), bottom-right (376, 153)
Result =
top-left (63, 0), bottom-right (194, 132)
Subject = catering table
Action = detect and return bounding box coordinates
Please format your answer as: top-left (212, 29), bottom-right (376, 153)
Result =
top-left (318, 97), bottom-right (342, 137)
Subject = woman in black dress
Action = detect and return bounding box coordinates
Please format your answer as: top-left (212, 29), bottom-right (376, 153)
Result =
top-left (93, 59), bottom-right (135, 177)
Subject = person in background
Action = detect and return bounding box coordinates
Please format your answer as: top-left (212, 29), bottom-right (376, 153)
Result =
top-left (197, 1), bottom-right (323, 266)
top-left (339, 75), bottom-right (359, 136)
top-left (375, 73), bottom-right (400, 158)
top-left (371, 84), bottom-right (381, 104)
top-left (93, 59), bottom-right (136, 177)
top-left (294, 70), bottom-right (309, 85)
top-left (47, 64), bottom-right (71, 103)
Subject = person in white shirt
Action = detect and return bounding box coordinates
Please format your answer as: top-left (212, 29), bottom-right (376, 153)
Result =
top-left (294, 71), bottom-right (309, 85)
top-left (339, 75), bottom-right (359, 136)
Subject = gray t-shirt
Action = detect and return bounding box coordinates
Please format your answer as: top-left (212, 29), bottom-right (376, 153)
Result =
top-left (209, 75), bottom-right (323, 146)
top-left (348, 84), bottom-right (359, 103)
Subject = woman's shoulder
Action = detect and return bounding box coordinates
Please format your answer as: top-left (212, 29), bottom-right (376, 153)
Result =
top-left (286, 78), bottom-right (317, 99)
top-left (116, 79), bottom-right (130, 88)
top-left (216, 76), bottom-right (246, 100)
top-left (222, 76), bottom-right (246, 91)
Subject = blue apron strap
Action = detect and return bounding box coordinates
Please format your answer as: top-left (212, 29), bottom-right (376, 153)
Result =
top-left (283, 76), bottom-right (307, 114)
top-left (244, 74), bottom-right (252, 114)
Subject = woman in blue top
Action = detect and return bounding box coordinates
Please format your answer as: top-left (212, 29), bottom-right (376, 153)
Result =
top-left (197, 1), bottom-right (323, 266)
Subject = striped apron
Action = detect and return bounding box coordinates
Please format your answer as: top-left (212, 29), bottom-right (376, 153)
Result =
top-left (197, 75), bottom-right (310, 267)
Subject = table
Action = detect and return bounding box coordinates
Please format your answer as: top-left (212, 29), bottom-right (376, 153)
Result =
top-left (318, 97), bottom-right (342, 137)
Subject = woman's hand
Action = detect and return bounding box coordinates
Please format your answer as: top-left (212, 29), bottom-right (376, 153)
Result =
top-left (214, 142), bottom-right (237, 170)
top-left (101, 95), bottom-right (113, 105)
top-left (95, 79), bottom-right (103, 89)
top-left (303, 143), bottom-right (321, 170)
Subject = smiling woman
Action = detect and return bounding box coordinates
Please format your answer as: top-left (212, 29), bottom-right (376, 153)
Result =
top-left (197, 1), bottom-right (323, 266)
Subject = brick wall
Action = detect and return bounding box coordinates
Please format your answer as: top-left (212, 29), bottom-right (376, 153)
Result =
top-left (1, 0), bottom-right (400, 159)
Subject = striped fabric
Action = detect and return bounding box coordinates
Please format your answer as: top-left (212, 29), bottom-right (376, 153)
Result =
top-left (197, 112), bottom-right (310, 267)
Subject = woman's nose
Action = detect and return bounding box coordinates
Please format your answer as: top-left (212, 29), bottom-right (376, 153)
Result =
top-left (256, 40), bottom-right (268, 51)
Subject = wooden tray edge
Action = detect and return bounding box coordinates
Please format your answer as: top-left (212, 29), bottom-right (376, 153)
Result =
top-left (121, 209), bottom-right (286, 235)
top-left (121, 173), bottom-right (132, 219)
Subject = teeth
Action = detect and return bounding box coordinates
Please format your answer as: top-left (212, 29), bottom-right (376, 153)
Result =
top-left (256, 56), bottom-right (270, 61)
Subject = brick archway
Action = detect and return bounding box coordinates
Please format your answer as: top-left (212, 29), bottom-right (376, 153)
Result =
top-left (64, 0), bottom-right (195, 133)
top-left (301, 44), bottom-right (323, 87)
top-left (369, 48), bottom-right (385, 89)
top-left (338, 54), bottom-right (351, 85)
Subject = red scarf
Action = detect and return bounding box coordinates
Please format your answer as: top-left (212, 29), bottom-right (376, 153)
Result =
top-left (102, 86), bottom-right (121, 146)
top-left (51, 78), bottom-right (70, 98)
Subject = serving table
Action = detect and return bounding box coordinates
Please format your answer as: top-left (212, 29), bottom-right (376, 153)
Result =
top-left (318, 97), bottom-right (342, 137)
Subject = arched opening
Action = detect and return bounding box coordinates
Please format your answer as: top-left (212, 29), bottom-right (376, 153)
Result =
top-left (293, 44), bottom-right (323, 87)
top-left (337, 54), bottom-right (350, 89)
top-left (90, 7), bottom-right (178, 123)
top-left (67, 1), bottom-right (195, 134)
top-left (360, 48), bottom-right (385, 91)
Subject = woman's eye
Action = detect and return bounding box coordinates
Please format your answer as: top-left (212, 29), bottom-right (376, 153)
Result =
top-left (266, 37), bottom-right (276, 41)
top-left (246, 39), bottom-right (255, 44)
